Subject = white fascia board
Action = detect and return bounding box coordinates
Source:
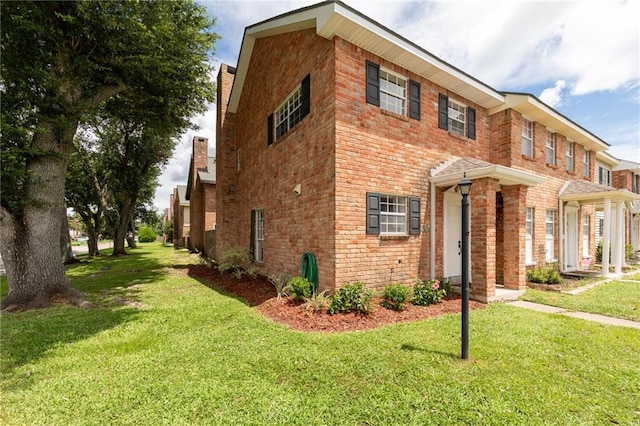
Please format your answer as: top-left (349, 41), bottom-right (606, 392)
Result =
top-left (490, 94), bottom-right (609, 152)
top-left (560, 189), bottom-right (640, 203)
top-left (229, 1), bottom-right (504, 112)
top-left (596, 150), bottom-right (620, 166)
top-left (432, 165), bottom-right (545, 187)
top-left (321, 3), bottom-right (503, 106)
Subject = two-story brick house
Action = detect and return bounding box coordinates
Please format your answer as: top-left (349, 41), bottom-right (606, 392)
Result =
top-left (172, 185), bottom-right (190, 248)
top-left (186, 136), bottom-right (217, 253)
top-left (215, 1), bottom-right (639, 301)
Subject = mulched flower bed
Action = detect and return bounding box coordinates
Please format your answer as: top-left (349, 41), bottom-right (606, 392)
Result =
top-left (184, 264), bottom-right (485, 333)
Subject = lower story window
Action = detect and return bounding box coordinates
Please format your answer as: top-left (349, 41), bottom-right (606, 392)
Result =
top-left (545, 210), bottom-right (555, 262)
top-left (526, 207), bottom-right (534, 264)
top-left (380, 195), bottom-right (407, 235)
top-left (252, 209), bottom-right (264, 263)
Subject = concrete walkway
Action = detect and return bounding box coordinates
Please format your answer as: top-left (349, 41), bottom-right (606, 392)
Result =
top-left (508, 300), bottom-right (640, 330)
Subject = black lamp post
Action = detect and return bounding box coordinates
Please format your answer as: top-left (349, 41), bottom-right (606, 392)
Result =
top-left (458, 173), bottom-right (472, 360)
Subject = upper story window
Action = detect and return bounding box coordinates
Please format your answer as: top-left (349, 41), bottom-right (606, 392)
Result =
top-left (522, 118), bottom-right (534, 157)
top-left (597, 163), bottom-right (611, 186)
top-left (447, 100), bottom-right (467, 138)
top-left (366, 60), bottom-right (420, 120)
top-left (274, 85), bottom-right (302, 140)
top-left (366, 192), bottom-right (421, 236)
top-left (267, 74), bottom-right (310, 145)
top-left (438, 94), bottom-right (476, 140)
top-left (545, 131), bottom-right (556, 165)
top-left (566, 141), bottom-right (574, 172)
top-left (583, 149), bottom-right (590, 178)
top-left (379, 69), bottom-right (406, 115)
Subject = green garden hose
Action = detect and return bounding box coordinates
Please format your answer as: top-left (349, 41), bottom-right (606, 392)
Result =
top-left (301, 252), bottom-right (319, 292)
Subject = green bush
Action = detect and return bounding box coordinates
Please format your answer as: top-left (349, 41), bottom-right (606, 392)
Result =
top-left (138, 226), bottom-right (156, 242)
top-left (328, 282), bottom-right (373, 315)
top-left (526, 266), bottom-right (562, 284)
top-left (412, 279), bottom-right (445, 306)
top-left (288, 276), bottom-right (313, 301)
top-left (596, 241), bottom-right (634, 263)
top-left (381, 283), bottom-right (411, 311)
top-left (268, 273), bottom-right (292, 301)
top-left (218, 246), bottom-right (257, 279)
top-left (625, 244), bottom-right (634, 261)
top-left (436, 276), bottom-right (452, 296)
top-left (303, 290), bottom-right (331, 314)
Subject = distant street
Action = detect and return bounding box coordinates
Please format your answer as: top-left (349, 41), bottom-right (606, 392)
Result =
top-left (0, 242), bottom-right (115, 277)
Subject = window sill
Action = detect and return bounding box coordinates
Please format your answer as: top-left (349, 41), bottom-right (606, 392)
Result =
top-left (525, 262), bottom-right (537, 267)
top-left (546, 163), bottom-right (557, 169)
top-left (380, 234), bottom-right (410, 240)
top-left (521, 154), bottom-right (535, 161)
top-left (380, 109), bottom-right (409, 122)
top-left (447, 131), bottom-right (467, 141)
top-left (566, 170), bottom-right (575, 175)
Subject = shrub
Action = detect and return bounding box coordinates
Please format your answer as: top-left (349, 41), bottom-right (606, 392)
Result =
top-left (526, 265), bottom-right (562, 284)
top-left (138, 226), bottom-right (156, 242)
top-left (218, 247), bottom-right (257, 279)
top-left (303, 290), bottom-right (331, 314)
top-left (436, 276), bottom-right (452, 296)
top-left (328, 282), bottom-right (373, 315)
top-left (268, 273), bottom-right (293, 301)
top-left (381, 283), bottom-right (411, 311)
top-left (412, 279), bottom-right (445, 306)
top-left (596, 241), bottom-right (634, 263)
top-left (625, 244), bottom-right (634, 261)
top-left (288, 276), bottom-right (313, 301)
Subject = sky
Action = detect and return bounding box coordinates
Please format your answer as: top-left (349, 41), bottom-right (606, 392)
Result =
top-left (153, 0), bottom-right (640, 213)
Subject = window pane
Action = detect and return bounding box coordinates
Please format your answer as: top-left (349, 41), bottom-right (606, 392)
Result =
top-left (380, 70), bottom-right (406, 115)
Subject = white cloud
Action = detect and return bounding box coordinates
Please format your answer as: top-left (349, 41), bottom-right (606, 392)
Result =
top-left (154, 0), bottom-right (639, 211)
top-left (539, 80), bottom-right (567, 108)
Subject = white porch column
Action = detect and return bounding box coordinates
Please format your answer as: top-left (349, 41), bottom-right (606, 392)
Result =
top-left (615, 201), bottom-right (624, 274)
top-left (602, 198), bottom-right (611, 276)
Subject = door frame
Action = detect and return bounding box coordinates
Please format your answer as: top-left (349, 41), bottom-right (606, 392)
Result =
top-left (443, 190), bottom-right (470, 283)
top-left (564, 203), bottom-right (579, 271)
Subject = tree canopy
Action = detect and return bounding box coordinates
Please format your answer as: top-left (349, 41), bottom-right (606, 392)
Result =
top-left (0, 0), bottom-right (218, 310)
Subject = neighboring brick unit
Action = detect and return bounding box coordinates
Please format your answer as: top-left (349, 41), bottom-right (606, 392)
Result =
top-left (173, 185), bottom-right (189, 248)
top-left (213, 1), bottom-right (639, 301)
top-left (186, 136), bottom-right (217, 253)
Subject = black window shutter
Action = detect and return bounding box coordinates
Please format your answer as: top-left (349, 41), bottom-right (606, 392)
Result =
top-left (438, 94), bottom-right (449, 130)
top-left (301, 74), bottom-right (310, 119)
top-left (409, 197), bottom-right (421, 235)
top-left (267, 114), bottom-right (274, 145)
top-left (409, 80), bottom-right (421, 120)
top-left (365, 60), bottom-right (380, 106)
top-left (467, 107), bottom-right (476, 140)
top-left (250, 210), bottom-right (256, 260)
top-left (366, 192), bottom-right (380, 235)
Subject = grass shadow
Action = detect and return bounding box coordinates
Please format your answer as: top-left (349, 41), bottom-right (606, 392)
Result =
top-left (400, 343), bottom-right (458, 360)
top-left (1, 305), bottom-right (141, 382)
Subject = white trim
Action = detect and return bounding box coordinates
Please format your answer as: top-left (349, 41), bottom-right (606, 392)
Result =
top-left (228, 1), bottom-right (504, 113)
top-left (432, 164), bottom-right (545, 187)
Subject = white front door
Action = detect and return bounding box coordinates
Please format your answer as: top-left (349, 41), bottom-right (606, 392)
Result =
top-left (565, 209), bottom-right (579, 270)
top-left (444, 191), bottom-right (463, 281)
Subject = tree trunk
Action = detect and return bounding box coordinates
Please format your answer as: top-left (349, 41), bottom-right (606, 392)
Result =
top-left (0, 125), bottom-right (85, 310)
top-left (126, 218), bottom-right (137, 249)
top-left (61, 208), bottom-right (77, 264)
top-left (112, 196), bottom-right (139, 256)
top-left (86, 225), bottom-right (99, 257)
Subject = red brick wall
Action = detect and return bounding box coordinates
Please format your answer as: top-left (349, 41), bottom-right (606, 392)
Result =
top-left (331, 37), bottom-right (494, 291)
top-left (216, 30), bottom-right (337, 289)
top-left (204, 184), bottom-right (216, 231)
top-left (215, 65), bottom-right (237, 260)
top-left (173, 187), bottom-right (184, 247)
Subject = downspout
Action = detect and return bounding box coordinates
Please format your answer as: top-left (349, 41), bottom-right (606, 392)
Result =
top-left (559, 199), bottom-right (564, 272)
top-left (430, 181), bottom-right (436, 279)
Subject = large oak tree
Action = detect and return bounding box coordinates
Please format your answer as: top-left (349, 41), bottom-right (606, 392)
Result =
top-left (0, 1), bottom-right (216, 310)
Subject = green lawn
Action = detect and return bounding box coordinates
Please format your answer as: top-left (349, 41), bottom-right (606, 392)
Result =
top-left (2, 243), bottom-right (639, 425)
top-left (521, 278), bottom-right (640, 321)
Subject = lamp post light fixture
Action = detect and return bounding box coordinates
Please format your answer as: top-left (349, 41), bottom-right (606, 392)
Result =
top-left (457, 173), bottom-right (472, 360)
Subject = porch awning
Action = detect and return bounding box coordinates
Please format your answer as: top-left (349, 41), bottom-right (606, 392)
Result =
top-left (559, 180), bottom-right (640, 204)
top-left (431, 157), bottom-right (545, 187)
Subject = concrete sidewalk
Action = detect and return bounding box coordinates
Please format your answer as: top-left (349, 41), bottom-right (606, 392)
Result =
top-left (508, 300), bottom-right (640, 330)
